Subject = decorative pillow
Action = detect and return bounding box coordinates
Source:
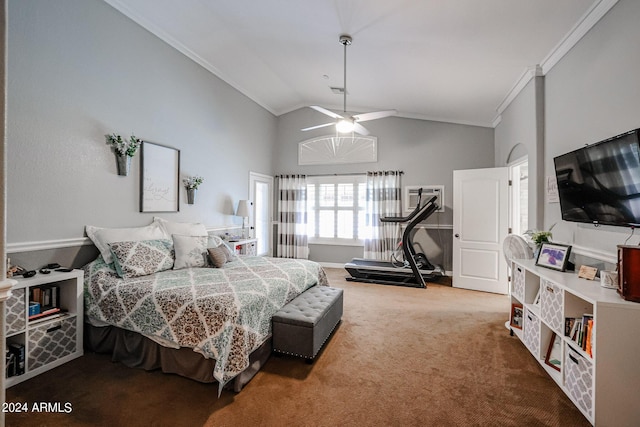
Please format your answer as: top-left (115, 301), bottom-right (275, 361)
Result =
top-left (109, 239), bottom-right (175, 278)
top-left (220, 241), bottom-right (237, 261)
top-left (86, 222), bottom-right (166, 264)
top-left (208, 235), bottom-right (237, 262)
top-left (172, 234), bottom-right (209, 269)
top-left (207, 246), bottom-right (228, 268)
top-left (154, 217), bottom-right (208, 238)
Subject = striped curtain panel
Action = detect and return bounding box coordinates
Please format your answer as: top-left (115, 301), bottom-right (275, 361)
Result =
top-left (364, 171), bottom-right (402, 260)
top-left (277, 175), bottom-right (309, 259)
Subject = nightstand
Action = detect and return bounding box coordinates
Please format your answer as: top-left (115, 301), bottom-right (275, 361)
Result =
top-left (228, 238), bottom-right (258, 256)
top-left (5, 269), bottom-right (84, 387)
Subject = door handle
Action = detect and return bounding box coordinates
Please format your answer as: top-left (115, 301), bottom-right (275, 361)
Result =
top-left (454, 234), bottom-right (460, 238)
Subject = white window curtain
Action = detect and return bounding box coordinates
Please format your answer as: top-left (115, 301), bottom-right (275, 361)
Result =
top-left (364, 171), bottom-right (402, 260)
top-left (277, 175), bottom-right (309, 259)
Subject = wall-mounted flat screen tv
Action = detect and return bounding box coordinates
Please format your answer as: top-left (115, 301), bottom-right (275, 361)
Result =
top-left (553, 128), bottom-right (640, 227)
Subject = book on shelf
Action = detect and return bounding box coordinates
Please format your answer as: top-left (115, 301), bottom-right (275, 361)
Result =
top-left (570, 319), bottom-right (582, 342)
top-left (5, 351), bottom-right (16, 378)
top-left (580, 314), bottom-right (593, 349)
top-left (564, 317), bottom-right (575, 336)
top-left (584, 318), bottom-right (594, 357)
top-left (8, 343), bottom-right (25, 376)
top-left (28, 311), bottom-right (69, 325)
top-left (565, 313), bottom-right (594, 355)
top-left (29, 285), bottom-right (60, 311)
top-left (28, 307), bottom-right (62, 321)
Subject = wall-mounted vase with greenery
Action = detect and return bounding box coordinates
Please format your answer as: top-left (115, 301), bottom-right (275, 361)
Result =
top-left (183, 175), bottom-right (204, 205)
top-left (106, 133), bottom-right (141, 176)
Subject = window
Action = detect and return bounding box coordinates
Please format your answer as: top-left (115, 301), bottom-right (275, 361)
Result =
top-left (307, 175), bottom-right (367, 245)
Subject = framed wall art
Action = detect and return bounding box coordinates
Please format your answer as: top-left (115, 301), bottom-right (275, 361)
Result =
top-left (140, 141), bottom-right (180, 212)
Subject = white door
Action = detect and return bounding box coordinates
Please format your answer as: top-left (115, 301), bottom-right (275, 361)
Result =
top-left (249, 172), bottom-right (273, 256)
top-left (453, 167), bottom-right (509, 294)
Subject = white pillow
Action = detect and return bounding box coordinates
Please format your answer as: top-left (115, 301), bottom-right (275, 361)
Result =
top-left (172, 234), bottom-right (209, 270)
top-left (154, 217), bottom-right (208, 237)
top-left (86, 222), bottom-right (166, 264)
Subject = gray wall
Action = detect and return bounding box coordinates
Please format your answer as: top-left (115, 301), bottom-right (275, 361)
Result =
top-left (495, 0), bottom-right (640, 262)
top-left (7, 0), bottom-right (276, 265)
top-left (275, 108), bottom-right (495, 269)
top-left (495, 77), bottom-right (545, 231)
top-left (544, 0), bottom-right (640, 257)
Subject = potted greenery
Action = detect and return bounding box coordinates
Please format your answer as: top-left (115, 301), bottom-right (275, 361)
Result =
top-left (183, 175), bottom-right (204, 204)
top-left (106, 133), bottom-right (141, 176)
top-left (524, 223), bottom-right (556, 257)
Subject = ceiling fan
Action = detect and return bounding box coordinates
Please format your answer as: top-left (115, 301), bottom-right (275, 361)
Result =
top-left (302, 35), bottom-right (397, 136)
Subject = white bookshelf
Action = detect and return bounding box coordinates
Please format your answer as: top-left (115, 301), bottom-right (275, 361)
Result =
top-left (509, 259), bottom-right (640, 425)
top-left (5, 270), bottom-right (84, 387)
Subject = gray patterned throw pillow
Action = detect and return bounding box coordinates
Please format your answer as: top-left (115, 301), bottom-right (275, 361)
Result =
top-left (109, 239), bottom-right (175, 278)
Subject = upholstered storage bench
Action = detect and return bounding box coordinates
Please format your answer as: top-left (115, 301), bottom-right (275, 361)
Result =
top-left (272, 286), bottom-right (343, 360)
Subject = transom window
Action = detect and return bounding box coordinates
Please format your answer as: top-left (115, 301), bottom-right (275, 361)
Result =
top-left (307, 175), bottom-right (367, 245)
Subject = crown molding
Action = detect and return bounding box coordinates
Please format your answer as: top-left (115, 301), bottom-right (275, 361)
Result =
top-left (495, 65), bottom-right (543, 119)
top-left (494, 0), bottom-right (619, 128)
top-left (540, 0), bottom-right (619, 75)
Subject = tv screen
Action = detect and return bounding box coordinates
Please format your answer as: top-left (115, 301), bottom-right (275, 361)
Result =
top-left (553, 128), bottom-right (640, 227)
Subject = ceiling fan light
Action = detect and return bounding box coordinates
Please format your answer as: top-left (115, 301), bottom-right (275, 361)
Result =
top-left (336, 119), bottom-right (355, 133)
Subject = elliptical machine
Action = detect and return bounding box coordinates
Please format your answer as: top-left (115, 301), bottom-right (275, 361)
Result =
top-left (344, 188), bottom-right (444, 288)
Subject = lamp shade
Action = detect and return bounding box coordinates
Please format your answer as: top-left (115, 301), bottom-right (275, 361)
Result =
top-left (236, 200), bottom-right (250, 218)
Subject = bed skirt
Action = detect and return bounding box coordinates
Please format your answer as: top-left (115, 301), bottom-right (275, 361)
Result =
top-left (84, 322), bottom-right (272, 392)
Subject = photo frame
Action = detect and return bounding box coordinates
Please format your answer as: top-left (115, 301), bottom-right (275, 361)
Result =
top-left (510, 303), bottom-right (523, 330)
top-left (140, 141), bottom-right (180, 212)
top-left (536, 242), bottom-right (572, 271)
top-left (545, 333), bottom-right (562, 372)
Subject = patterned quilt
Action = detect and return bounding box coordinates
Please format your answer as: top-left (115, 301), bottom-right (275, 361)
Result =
top-left (83, 255), bottom-right (328, 391)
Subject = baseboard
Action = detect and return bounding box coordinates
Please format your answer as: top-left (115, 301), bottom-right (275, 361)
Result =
top-left (318, 262), bottom-right (346, 269)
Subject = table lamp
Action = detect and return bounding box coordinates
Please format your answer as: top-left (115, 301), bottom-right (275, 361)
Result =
top-left (236, 200), bottom-right (250, 238)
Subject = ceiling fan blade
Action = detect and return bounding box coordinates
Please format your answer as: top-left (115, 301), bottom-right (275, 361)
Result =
top-left (352, 109), bottom-right (398, 122)
top-left (309, 105), bottom-right (344, 120)
top-left (353, 123), bottom-right (370, 136)
top-left (301, 122), bottom-right (335, 132)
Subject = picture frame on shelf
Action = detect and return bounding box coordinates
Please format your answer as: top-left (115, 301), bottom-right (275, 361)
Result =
top-left (545, 333), bottom-right (562, 372)
top-left (510, 303), bottom-right (523, 330)
top-left (535, 242), bottom-right (572, 271)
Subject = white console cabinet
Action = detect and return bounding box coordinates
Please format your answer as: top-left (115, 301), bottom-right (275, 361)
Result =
top-left (509, 259), bottom-right (640, 426)
top-left (5, 270), bottom-right (84, 387)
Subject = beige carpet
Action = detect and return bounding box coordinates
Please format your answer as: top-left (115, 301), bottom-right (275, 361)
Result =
top-left (6, 268), bottom-right (590, 426)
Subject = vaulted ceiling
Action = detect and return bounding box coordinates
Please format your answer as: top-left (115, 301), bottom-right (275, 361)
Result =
top-left (105, 0), bottom-right (599, 127)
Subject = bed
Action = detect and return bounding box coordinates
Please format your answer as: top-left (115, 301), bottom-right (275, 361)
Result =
top-left (83, 251), bottom-right (328, 393)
